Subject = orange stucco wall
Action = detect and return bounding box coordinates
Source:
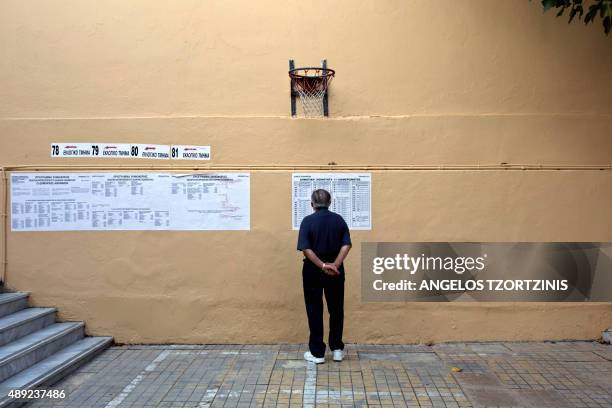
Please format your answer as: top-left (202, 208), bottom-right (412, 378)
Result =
top-left (1, 1), bottom-right (611, 343)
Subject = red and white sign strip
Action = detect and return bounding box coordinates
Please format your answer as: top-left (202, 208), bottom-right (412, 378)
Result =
top-left (99, 143), bottom-right (132, 158)
top-left (51, 143), bottom-right (102, 158)
top-left (130, 144), bottom-right (171, 160)
top-left (51, 143), bottom-right (211, 160)
top-left (170, 145), bottom-right (211, 160)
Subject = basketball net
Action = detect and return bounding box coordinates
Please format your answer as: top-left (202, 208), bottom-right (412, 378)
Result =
top-left (297, 89), bottom-right (325, 117)
top-left (290, 68), bottom-right (334, 118)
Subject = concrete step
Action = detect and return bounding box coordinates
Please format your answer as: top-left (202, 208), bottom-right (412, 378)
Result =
top-left (0, 322), bottom-right (84, 382)
top-left (0, 295), bottom-right (29, 319)
top-left (0, 309), bottom-right (56, 348)
top-left (0, 336), bottom-right (112, 408)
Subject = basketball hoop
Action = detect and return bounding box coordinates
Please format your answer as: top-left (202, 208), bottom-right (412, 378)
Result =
top-left (289, 67), bottom-right (335, 118)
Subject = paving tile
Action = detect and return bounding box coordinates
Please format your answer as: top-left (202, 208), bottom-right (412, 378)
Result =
top-left (359, 352), bottom-right (444, 371)
top-left (515, 389), bottom-right (572, 407)
top-left (460, 386), bottom-right (521, 406)
top-left (453, 372), bottom-right (503, 387)
top-left (515, 351), bottom-right (606, 362)
top-left (21, 342), bottom-right (612, 408)
top-left (592, 348), bottom-right (612, 361)
top-left (465, 343), bottom-right (511, 354)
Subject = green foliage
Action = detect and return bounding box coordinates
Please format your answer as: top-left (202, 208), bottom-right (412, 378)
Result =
top-left (538, 0), bottom-right (611, 35)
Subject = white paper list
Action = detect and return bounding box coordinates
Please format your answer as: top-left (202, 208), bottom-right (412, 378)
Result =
top-left (292, 173), bottom-right (371, 230)
top-left (11, 173), bottom-right (250, 231)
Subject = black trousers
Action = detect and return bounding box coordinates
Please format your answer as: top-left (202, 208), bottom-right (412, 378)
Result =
top-left (302, 260), bottom-right (345, 358)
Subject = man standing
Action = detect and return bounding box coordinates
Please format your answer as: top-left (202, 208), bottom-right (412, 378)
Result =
top-left (297, 189), bottom-right (352, 364)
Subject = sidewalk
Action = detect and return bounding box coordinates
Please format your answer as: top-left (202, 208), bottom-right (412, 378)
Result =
top-left (26, 341), bottom-right (611, 408)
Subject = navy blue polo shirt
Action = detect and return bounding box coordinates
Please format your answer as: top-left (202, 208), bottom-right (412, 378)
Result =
top-left (297, 208), bottom-right (352, 259)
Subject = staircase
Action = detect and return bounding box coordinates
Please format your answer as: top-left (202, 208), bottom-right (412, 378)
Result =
top-left (0, 292), bottom-right (112, 407)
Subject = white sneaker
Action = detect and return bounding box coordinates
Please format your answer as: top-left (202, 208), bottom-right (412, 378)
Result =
top-left (332, 349), bottom-right (344, 362)
top-left (304, 351), bottom-right (325, 364)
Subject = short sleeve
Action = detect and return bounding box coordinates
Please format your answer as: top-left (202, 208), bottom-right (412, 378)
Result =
top-left (297, 219), bottom-right (312, 251)
top-left (341, 219), bottom-right (352, 246)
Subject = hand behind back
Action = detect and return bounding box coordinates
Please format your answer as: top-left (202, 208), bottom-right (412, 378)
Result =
top-left (323, 263), bottom-right (340, 276)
